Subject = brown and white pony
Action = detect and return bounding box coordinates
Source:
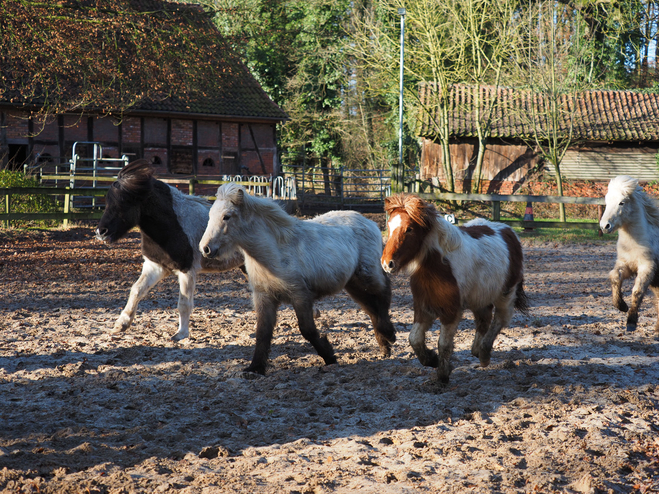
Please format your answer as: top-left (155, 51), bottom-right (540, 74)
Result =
top-left (381, 194), bottom-right (529, 384)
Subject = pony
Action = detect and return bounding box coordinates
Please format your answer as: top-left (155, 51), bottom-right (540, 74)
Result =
top-left (599, 175), bottom-right (659, 332)
top-left (381, 193), bottom-right (529, 384)
top-left (199, 183), bottom-right (396, 375)
top-left (95, 160), bottom-right (244, 341)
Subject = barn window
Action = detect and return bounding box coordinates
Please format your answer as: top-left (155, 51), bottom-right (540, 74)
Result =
top-left (202, 158), bottom-right (215, 167)
top-left (151, 156), bottom-right (162, 166)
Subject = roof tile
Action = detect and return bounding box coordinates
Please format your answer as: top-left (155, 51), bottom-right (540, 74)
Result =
top-left (418, 83), bottom-right (659, 142)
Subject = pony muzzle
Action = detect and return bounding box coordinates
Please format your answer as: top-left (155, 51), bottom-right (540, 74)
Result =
top-left (381, 258), bottom-right (396, 273)
top-left (200, 244), bottom-right (217, 259)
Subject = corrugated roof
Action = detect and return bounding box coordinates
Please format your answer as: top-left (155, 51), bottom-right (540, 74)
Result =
top-left (0, 0), bottom-right (288, 121)
top-left (418, 83), bottom-right (659, 142)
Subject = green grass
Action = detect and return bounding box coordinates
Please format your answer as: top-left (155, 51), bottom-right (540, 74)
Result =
top-left (514, 226), bottom-right (616, 244)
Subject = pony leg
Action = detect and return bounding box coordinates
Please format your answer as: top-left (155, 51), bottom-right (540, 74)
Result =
top-left (293, 301), bottom-right (337, 366)
top-left (344, 276), bottom-right (396, 357)
top-left (609, 264), bottom-right (631, 313)
top-left (478, 293), bottom-right (515, 367)
top-left (471, 305), bottom-right (493, 359)
top-left (409, 312), bottom-right (439, 368)
top-left (171, 271), bottom-right (197, 341)
top-left (113, 259), bottom-right (168, 334)
top-left (626, 267), bottom-right (654, 332)
top-left (650, 286), bottom-right (659, 333)
top-left (245, 292), bottom-right (279, 375)
top-left (437, 320), bottom-right (461, 384)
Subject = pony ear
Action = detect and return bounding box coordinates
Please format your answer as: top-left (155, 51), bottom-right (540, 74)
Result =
top-left (231, 188), bottom-right (245, 207)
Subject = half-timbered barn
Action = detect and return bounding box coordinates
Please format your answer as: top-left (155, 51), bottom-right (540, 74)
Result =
top-left (0, 0), bottom-right (287, 180)
top-left (418, 83), bottom-right (659, 193)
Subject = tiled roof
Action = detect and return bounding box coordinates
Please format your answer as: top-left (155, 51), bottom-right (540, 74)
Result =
top-left (418, 83), bottom-right (659, 142)
top-left (0, 0), bottom-right (288, 121)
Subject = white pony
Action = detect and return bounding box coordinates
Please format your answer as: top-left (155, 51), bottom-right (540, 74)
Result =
top-left (600, 175), bottom-right (659, 332)
top-left (199, 183), bottom-right (396, 375)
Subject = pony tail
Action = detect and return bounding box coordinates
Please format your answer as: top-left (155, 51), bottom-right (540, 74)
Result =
top-left (514, 283), bottom-right (530, 315)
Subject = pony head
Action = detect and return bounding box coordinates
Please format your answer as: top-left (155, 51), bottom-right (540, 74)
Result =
top-left (381, 194), bottom-right (436, 273)
top-left (96, 159), bottom-right (154, 243)
top-left (200, 182), bottom-right (245, 259)
top-left (600, 175), bottom-right (642, 234)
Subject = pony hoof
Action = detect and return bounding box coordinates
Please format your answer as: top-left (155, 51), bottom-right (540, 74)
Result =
top-left (626, 324), bottom-right (637, 332)
top-left (171, 333), bottom-right (189, 342)
top-left (243, 364), bottom-right (266, 376)
top-left (236, 371), bottom-right (263, 380)
top-left (111, 321), bottom-right (129, 334)
top-left (437, 373), bottom-right (450, 385)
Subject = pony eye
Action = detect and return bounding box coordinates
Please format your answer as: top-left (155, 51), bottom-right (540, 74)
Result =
top-left (223, 214), bottom-right (231, 221)
top-left (619, 201), bottom-right (625, 206)
top-left (406, 226), bottom-right (413, 233)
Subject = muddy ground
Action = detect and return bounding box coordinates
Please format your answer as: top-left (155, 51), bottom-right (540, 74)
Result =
top-left (0, 224), bottom-right (658, 493)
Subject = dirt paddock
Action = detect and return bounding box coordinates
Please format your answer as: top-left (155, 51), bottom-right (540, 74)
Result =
top-left (1, 226), bottom-right (658, 493)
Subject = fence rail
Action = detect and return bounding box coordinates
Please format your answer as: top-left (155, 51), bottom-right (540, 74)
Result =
top-left (418, 191), bottom-right (605, 230)
top-left (2, 176), bottom-right (606, 232)
top-left (0, 176), bottom-right (283, 227)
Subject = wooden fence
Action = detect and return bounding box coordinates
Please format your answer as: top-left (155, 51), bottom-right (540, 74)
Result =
top-left (1, 176), bottom-right (606, 231)
top-left (420, 191), bottom-right (605, 230)
top-left (0, 176), bottom-right (264, 228)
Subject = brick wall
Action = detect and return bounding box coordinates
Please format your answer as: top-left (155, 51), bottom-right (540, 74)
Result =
top-left (5, 112), bottom-right (29, 141)
top-left (197, 149), bottom-right (221, 176)
top-left (94, 117), bottom-right (120, 144)
top-left (222, 123), bottom-right (238, 150)
top-left (63, 115), bottom-right (88, 142)
top-left (32, 115), bottom-right (59, 142)
top-left (171, 119), bottom-right (193, 146)
top-left (121, 117), bottom-right (141, 144)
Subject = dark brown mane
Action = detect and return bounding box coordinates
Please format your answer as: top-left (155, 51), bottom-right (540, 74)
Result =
top-left (116, 159), bottom-right (155, 196)
top-left (385, 193), bottom-right (436, 228)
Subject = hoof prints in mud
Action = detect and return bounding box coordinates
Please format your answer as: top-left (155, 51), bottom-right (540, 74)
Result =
top-left (1, 229), bottom-right (658, 493)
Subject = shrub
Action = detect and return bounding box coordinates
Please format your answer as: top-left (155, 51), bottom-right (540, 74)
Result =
top-left (0, 170), bottom-right (59, 226)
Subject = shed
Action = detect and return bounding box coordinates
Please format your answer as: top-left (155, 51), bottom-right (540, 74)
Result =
top-left (0, 0), bottom-right (288, 181)
top-left (418, 83), bottom-right (659, 192)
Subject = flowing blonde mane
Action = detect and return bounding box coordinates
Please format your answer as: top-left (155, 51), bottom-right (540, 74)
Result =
top-left (610, 175), bottom-right (659, 229)
top-left (217, 183), bottom-right (297, 243)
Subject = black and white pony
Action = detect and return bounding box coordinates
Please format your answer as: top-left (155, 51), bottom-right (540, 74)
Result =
top-left (96, 160), bottom-right (243, 340)
top-left (198, 183), bottom-right (396, 375)
top-left (600, 175), bottom-right (659, 332)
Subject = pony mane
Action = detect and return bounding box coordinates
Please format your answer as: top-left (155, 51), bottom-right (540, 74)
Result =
top-left (217, 183), bottom-right (296, 242)
top-left (385, 193), bottom-right (435, 228)
top-left (116, 159), bottom-right (154, 196)
top-left (385, 193), bottom-right (463, 255)
top-left (610, 175), bottom-right (659, 229)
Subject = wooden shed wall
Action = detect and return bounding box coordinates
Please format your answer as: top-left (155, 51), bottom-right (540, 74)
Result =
top-left (550, 146), bottom-right (659, 182)
top-left (421, 137), bottom-right (659, 185)
top-left (420, 137), bottom-right (539, 183)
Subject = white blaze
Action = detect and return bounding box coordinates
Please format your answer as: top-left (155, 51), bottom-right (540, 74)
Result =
top-left (388, 214), bottom-right (402, 236)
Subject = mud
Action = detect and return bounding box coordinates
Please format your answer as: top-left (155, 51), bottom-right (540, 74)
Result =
top-left (1, 227), bottom-right (658, 493)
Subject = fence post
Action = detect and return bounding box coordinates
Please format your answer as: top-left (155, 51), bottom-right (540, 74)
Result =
top-left (4, 193), bottom-right (10, 228)
top-left (491, 200), bottom-right (500, 221)
top-left (189, 179), bottom-right (196, 196)
top-left (63, 191), bottom-right (70, 228)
